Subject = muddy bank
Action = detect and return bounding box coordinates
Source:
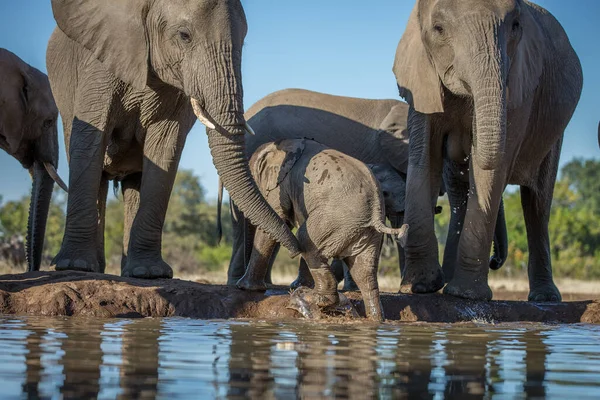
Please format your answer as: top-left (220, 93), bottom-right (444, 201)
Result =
top-left (0, 271), bottom-right (599, 323)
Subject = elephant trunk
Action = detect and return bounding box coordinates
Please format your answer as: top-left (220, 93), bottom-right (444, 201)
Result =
top-left (192, 44), bottom-right (301, 256)
top-left (468, 24), bottom-right (508, 171)
top-left (26, 161), bottom-right (54, 271)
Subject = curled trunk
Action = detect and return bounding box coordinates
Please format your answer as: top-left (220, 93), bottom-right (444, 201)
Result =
top-left (195, 44), bottom-right (300, 256)
top-left (26, 161), bottom-right (54, 271)
top-left (206, 130), bottom-right (300, 256)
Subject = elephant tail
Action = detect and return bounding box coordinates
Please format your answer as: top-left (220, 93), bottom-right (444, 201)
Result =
top-left (372, 219), bottom-right (409, 247)
top-left (216, 178), bottom-right (224, 244)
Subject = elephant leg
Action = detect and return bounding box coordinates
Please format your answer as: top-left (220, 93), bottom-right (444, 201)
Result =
top-left (290, 257), bottom-right (315, 289)
top-left (122, 122), bottom-right (189, 279)
top-left (226, 201), bottom-right (246, 285)
top-left (236, 228), bottom-right (277, 291)
top-left (444, 161), bottom-right (505, 301)
top-left (442, 159), bottom-right (469, 282)
top-left (97, 175), bottom-right (109, 273)
top-left (296, 222), bottom-right (339, 308)
top-left (521, 148), bottom-right (561, 302)
top-left (264, 242), bottom-right (279, 285)
top-left (489, 198), bottom-right (508, 270)
top-left (341, 259), bottom-right (359, 291)
top-left (121, 173), bottom-right (142, 273)
top-left (54, 117), bottom-right (109, 273)
top-left (389, 214), bottom-right (406, 278)
top-left (332, 258), bottom-right (345, 283)
top-left (401, 110), bottom-right (445, 294)
top-left (346, 238), bottom-right (384, 322)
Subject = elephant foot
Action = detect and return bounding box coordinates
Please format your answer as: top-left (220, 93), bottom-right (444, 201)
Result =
top-left (236, 275), bottom-right (268, 291)
top-left (528, 281), bottom-right (561, 302)
top-left (341, 278), bottom-right (359, 292)
top-left (290, 273), bottom-right (315, 290)
top-left (444, 276), bottom-right (493, 301)
top-left (287, 287), bottom-right (357, 319)
top-left (122, 258), bottom-right (173, 279)
top-left (399, 260), bottom-right (444, 294)
top-left (53, 248), bottom-right (101, 273)
top-left (227, 275), bottom-right (243, 286)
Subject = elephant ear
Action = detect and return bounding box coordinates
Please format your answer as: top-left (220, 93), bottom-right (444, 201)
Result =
top-left (507, 4), bottom-right (545, 109)
top-left (1, 55), bottom-right (31, 154)
top-left (393, 4), bottom-right (444, 114)
top-left (254, 139), bottom-right (306, 192)
top-left (378, 103), bottom-right (410, 174)
top-left (51, 0), bottom-right (150, 90)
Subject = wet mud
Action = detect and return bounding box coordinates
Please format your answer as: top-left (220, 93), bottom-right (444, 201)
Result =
top-left (0, 271), bottom-right (599, 323)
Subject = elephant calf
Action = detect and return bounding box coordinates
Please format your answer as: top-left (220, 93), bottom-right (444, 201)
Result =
top-left (237, 139), bottom-right (408, 322)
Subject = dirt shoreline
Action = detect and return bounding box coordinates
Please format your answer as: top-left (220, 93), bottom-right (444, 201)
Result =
top-left (1, 271), bottom-right (599, 323)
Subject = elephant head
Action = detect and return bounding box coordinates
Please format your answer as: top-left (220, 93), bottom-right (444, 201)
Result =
top-left (0, 48), bottom-right (67, 271)
top-left (393, 0), bottom-right (544, 170)
top-left (249, 139), bottom-right (306, 192)
top-left (368, 163), bottom-right (406, 228)
top-left (51, 0), bottom-right (300, 255)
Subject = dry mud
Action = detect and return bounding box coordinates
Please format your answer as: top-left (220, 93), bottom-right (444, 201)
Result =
top-left (0, 271), bottom-right (599, 324)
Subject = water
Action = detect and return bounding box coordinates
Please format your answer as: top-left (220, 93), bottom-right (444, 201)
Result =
top-left (1, 316), bottom-right (600, 399)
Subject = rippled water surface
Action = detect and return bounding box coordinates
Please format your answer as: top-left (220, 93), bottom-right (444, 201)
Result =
top-left (1, 316), bottom-right (600, 399)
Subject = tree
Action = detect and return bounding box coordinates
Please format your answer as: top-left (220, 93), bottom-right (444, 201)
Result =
top-left (561, 159), bottom-right (600, 214)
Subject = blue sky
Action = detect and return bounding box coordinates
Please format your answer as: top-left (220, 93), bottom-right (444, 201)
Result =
top-left (0, 0), bottom-right (598, 202)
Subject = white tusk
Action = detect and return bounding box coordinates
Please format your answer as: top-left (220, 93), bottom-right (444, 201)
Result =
top-left (190, 98), bottom-right (216, 130)
top-left (244, 122), bottom-right (256, 136)
top-left (43, 162), bottom-right (68, 193)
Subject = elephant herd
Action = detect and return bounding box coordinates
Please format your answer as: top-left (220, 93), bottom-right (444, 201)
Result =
top-left (0, 0), bottom-right (583, 321)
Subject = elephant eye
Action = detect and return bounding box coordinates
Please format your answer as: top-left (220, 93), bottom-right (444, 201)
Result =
top-left (43, 119), bottom-right (54, 129)
top-left (512, 20), bottom-right (520, 31)
top-left (382, 190), bottom-right (390, 197)
top-left (433, 24), bottom-right (444, 34)
top-left (178, 29), bottom-right (192, 44)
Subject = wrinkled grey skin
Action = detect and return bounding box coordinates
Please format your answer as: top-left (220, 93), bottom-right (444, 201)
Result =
top-left (46, 0), bottom-right (299, 278)
top-left (222, 88), bottom-right (507, 289)
top-left (0, 48), bottom-right (66, 272)
top-left (393, 0), bottom-right (582, 301)
top-left (237, 139), bottom-right (409, 322)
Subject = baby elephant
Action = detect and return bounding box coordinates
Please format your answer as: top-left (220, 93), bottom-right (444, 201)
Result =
top-left (237, 139), bottom-right (408, 322)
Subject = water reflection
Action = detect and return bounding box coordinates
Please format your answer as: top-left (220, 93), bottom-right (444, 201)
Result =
top-left (1, 317), bottom-right (599, 398)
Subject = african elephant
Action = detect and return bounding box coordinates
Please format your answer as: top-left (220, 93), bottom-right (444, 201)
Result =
top-left (221, 88), bottom-right (507, 288)
top-left (393, 0), bottom-right (582, 300)
top-left (0, 48), bottom-right (68, 271)
top-left (46, 0), bottom-right (299, 278)
top-left (237, 138), bottom-right (409, 322)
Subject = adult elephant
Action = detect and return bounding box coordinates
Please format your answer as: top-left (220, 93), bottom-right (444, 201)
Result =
top-left (393, 0), bottom-right (582, 300)
top-left (46, 0), bottom-right (299, 278)
top-left (222, 89), bottom-right (508, 287)
top-left (0, 48), bottom-right (68, 272)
